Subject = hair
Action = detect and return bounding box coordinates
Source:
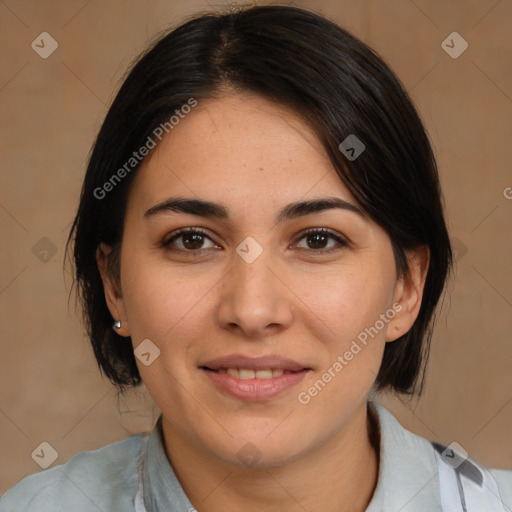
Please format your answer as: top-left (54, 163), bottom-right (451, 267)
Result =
top-left (66, 4), bottom-right (453, 396)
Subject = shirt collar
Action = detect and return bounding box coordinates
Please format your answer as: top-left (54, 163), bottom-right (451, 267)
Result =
top-left (141, 402), bottom-right (443, 511)
top-left (365, 401), bottom-right (443, 511)
top-left (141, 415), bottom-right (195, 512)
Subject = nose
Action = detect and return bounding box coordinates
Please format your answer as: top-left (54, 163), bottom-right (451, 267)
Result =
top-left (216, 244), bottom-right (294, 340)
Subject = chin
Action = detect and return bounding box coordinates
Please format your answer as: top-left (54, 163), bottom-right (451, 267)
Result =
top-left (207, 430), bottom-right (312, 469)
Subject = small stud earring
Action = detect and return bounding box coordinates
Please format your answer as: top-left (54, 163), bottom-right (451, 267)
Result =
top-left (112, 320), bottom-right (122, 330)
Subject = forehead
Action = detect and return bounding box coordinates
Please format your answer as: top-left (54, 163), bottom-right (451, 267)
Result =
top-left (129, 93), bottom-right (355, 213)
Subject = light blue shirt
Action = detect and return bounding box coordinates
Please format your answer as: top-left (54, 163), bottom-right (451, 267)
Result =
top-left (1, 402), bottom-right (510, 511)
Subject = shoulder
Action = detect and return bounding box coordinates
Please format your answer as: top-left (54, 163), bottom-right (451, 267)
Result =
top-left (430, 438), bottom-right (512, 510)
top-left (489, 468), bottom-right (512, 509)
top-left (0, 432), bottom-right (148, 512)
top-left (368, 402), bottom-right (512, 511)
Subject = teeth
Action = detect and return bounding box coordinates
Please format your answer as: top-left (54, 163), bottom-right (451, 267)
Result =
top-left (255, 369), bottom-right (273, 379)
top-left (239, 369), bottom-right (255, 380)
top-left (217, 368), bottom-right (286, 379)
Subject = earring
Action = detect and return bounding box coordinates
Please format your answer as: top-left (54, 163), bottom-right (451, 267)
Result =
top-left (112, 320), bottom-right (122, 330)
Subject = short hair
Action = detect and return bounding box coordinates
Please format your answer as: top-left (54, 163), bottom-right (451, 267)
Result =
top-left (66, 4), bottom-right (453, 396)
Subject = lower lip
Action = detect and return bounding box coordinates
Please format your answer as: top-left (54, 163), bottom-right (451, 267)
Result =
top-left (201, 369), bottom-right (309, 401)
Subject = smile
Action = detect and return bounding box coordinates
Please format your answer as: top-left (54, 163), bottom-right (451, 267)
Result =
top-left (207, 368), bottom-right (291, 379)
top-left (200, 366), bottom-right (310, 401)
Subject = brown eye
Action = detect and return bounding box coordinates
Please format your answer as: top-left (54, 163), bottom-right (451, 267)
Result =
top-left (295, 228), bottom-right (347, 253)
top-left (162, 228), bottom-right (219, 252)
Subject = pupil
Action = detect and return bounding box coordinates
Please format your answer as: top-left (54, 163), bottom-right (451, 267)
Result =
top-left (184, 234), bottom-right (203, 250)
top-left (309, 233), bottom-right (327, 249)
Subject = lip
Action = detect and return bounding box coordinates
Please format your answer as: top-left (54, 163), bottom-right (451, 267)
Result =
top-left (199, 354), bottom-right (311, 402)
top-left (200, 354), bottom-right (309, 372)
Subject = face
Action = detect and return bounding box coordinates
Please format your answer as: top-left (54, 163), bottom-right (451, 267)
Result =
top-left (99, 93), bottom-right (426, 468)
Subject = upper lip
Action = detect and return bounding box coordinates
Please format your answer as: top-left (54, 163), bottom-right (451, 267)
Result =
top-left (200, 354), bottom-right (310, 372)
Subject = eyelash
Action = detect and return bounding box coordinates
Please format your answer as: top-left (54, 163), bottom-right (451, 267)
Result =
top-left (161, 227), bottom-right (348, 256)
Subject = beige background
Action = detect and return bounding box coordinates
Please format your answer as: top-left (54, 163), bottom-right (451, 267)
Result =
top-left (1, 0), bottom-right (511, 494)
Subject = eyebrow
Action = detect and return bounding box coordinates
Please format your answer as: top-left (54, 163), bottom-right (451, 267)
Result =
top-left (143, 196), bottom-right (364, 223)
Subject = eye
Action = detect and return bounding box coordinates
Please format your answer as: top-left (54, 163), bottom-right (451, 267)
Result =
top-left (161, 227), bottom-right (348, 256)
top-left (161, 227), bottom-right (220, 253)
top-left (294, 228), bottom-right (348, 254)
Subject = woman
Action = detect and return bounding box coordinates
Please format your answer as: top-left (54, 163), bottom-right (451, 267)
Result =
top-left (1, 5), bottom-right (510, 511)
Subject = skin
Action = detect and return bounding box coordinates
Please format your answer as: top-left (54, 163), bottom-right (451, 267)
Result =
top-left (97, 92), bottom-right (429, 512)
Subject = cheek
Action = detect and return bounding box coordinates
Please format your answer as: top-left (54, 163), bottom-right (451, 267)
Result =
top-left (125, 277), bottom-right (189, 336)
top-left (297, 263), bottom-right (394, 402)
top-left (295, 272), bottom-right (389, 418)
top-left (120, 251), bottom-right (218, 352)
top-left (300, 263), bottom-right (394, 342)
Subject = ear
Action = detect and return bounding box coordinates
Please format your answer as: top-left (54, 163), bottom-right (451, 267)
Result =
top-left (385, 246), bottom-right (430, 342)
top-left (96, 242), bottom-right (130, 337)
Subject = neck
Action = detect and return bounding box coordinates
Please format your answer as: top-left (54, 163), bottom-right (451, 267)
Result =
top-left (161, 402), bottom-right (380, 512)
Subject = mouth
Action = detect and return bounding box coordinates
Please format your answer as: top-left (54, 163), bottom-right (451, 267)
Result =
top-left (199, 355), bottom-right (311, 401)
top-left (200, 367), bottom-right (303, 379)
